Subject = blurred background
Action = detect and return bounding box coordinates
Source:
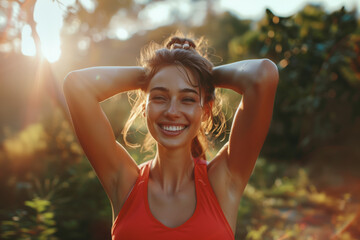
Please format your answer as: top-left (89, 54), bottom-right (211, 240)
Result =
top-left (0, 0), bottom-right (360, 239)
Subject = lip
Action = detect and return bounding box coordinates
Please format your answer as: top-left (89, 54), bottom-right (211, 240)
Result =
top-left (157, 123), bottom-right (188, 136)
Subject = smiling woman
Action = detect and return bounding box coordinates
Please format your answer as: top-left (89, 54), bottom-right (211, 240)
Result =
top-left (145, 65), bottom-right (206, 154)
top-left (122, 37), bottom-right (223, 158)
top-left (63, 33), bottom-right (279, 239)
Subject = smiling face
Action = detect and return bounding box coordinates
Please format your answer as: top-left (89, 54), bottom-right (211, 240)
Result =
top-left (145, 65), bottom-right (205, 151)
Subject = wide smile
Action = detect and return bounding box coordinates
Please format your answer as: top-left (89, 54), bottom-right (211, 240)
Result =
top-left (158, 124), bottom-right (188, 136)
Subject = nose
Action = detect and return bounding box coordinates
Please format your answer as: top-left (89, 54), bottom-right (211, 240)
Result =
top-left (165, 99), bottom-right (180, 119)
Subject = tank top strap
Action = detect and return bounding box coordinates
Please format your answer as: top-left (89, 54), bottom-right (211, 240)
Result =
top-left (111, 160), bottom-right (152, 234)
top-left (193, 157), bottom-right (208, 182)
top-left (193, 157), bottom-right (234, 238)
top-left (139, 160), bottom-right (152, 180)
top-left (193, 157), bottom-right (211, 194)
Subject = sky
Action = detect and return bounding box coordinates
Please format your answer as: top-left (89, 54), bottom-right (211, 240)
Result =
top-left (220, 0), bottom-right (359, 19)
top-left (16, 0), bottom-right (360, 62)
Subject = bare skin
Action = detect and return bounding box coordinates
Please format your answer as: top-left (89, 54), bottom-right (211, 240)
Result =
top-left (63, 58), bottom-right (279, 234)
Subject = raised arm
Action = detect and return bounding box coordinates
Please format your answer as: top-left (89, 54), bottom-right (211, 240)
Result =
top-left (63, 66), bottom-right (145, 216)
top-left (210, 59), bottom-right (279, 191)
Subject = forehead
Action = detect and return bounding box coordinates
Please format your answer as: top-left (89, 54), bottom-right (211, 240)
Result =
top-left (147, 65), bottom-right (198, 92)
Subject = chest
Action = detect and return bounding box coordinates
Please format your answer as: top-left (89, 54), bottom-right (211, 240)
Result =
top-left (147, 179), bottom-right (196, 228)
top-left (112, 163), bottom-right (235, 240)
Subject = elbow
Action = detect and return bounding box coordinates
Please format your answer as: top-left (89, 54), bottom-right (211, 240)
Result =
top-left (63, 71), bottom-right (75, 95)
top-left (64, 71), bottom-right (78, 87)
top-left (259, 59), bottom-right (279, 85)
top-left (253, 59), bottom-right (279, 91)
top-left (64, 71), bottom-right (73, 88)
top-left (63, 70), bottom-right (83, 94)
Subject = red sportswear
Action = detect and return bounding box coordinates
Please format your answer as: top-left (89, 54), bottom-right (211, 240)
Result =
top-left (111, 158), bottom-right (234, 240)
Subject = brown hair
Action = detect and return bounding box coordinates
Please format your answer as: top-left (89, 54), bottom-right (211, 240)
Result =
top-left (122, 33), bottom-right (226, 159)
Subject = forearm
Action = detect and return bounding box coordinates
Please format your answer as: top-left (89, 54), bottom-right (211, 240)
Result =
top-left (64, 66), bottom-right (145, 102)
top-left (212, 59), bottom-right (278, 94)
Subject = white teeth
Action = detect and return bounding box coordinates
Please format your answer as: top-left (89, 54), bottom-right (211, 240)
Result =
top-left (161, 125), bottom-right (185, 132)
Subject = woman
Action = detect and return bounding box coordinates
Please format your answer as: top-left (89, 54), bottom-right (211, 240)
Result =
top-left (63, 35), bottom-right (278, 239)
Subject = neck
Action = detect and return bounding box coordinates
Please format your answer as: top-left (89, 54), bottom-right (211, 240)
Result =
top-left (150, 145), bottom-right (194, 194)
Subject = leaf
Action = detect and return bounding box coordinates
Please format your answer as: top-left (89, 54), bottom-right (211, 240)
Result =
top-left (41, 228), bottom-right (57, 236)
top-left (1, 221), bottom-right (18, 226)
top-left (42, 212), bottom-right (54, 220)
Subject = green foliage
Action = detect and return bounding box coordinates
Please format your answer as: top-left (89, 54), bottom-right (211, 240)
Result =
top-left (195, 11), bottom-right (252, 63)
top-left (53, 158), bottom-right (111, 240)
top-left (236, 158), bottom-right (357, 240)
top-left (0, 110), bottom-right (111, 240)
top-left (229, 5), bottom-right (360, 158)
top-left (1, 197), bottom-right (57, 240)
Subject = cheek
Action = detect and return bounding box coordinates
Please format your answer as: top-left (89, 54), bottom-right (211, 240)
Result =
top-left (145, 105), bottom-right (156, 127)
top-left (145, 103), bottom-right (163, 132)
top-left (185, 105), bottom-right (204, 123)
top-left (145, 102), bottom-right (158, 117)
top-left (145, 106), bottom-right (157, 136)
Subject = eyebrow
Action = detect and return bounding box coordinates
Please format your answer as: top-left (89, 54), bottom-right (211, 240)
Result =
top-left (150, 87), bottom-right (199, 95)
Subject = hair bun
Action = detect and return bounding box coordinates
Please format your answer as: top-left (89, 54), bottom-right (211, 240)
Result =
top-left (166, 37), bottom-right (196, 50)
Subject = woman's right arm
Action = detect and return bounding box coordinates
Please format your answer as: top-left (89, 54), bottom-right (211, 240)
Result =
top-left (63, 66), bottom-right (145, 214)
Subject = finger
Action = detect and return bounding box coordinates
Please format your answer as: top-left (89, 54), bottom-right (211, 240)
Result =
top-left (173, 43), bottom-right (182, 49)
top-left (183, 43), bottom-right (190, 49)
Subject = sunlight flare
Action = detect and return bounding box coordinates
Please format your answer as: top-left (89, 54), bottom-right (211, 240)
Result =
top-left (32, 0), bottom-right (63, 62)
top-left (21, 25), bottom-right (36, 56)
top-left (116, 28), bottom-right (130, 40)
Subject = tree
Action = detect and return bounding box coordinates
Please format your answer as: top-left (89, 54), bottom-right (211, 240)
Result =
top-left (229, 5), bottom-right (360, 158)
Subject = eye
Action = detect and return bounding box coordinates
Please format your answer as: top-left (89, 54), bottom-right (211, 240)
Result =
top-left (151, 96), bottom-right (167, 102)
top-left (182, 97), bottom-right (196, 103)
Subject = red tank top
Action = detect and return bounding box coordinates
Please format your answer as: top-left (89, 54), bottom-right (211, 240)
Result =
top-left (111, 158), bottom-right (234, 240)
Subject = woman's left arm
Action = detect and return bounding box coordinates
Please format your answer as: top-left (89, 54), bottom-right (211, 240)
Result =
top-left (212, 59), bottom-right (279, 189)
